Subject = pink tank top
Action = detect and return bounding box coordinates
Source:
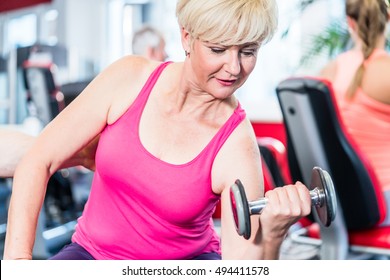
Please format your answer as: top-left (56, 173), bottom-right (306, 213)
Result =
top-left (333, 49), bottom-right (390, 192)
top-left (72, 62), bottom-right (246, 259)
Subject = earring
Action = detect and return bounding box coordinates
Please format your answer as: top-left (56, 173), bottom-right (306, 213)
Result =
top-left (185, 50), bottom-right (190, 57)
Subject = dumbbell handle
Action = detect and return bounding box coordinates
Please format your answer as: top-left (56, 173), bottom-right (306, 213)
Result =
top-left (248, 187), bottom-right (325, 215)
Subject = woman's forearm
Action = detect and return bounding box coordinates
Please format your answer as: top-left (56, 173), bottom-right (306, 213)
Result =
top-left (3, 159), bottom-right (51, 259)
top-left (0, 130), bottom-right (34, 178)
top-left (261, 237), bottom-right (283, 260)
top-left (0, 130), bottom-right (98, 178)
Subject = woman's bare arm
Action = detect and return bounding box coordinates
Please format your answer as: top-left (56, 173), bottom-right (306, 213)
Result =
top-left (0, 129), bottom-right (99, 178)
top-left (214, 119), bottom-right (311, 260)
top-left (0, 129), bottom-right (35, 178)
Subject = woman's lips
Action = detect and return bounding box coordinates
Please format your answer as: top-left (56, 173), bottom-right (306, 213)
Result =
top-left (216, 78), bottom-right (237, 86)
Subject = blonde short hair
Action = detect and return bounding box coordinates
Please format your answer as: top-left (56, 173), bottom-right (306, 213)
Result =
top-left (176, 0), bottom-right (278, 46)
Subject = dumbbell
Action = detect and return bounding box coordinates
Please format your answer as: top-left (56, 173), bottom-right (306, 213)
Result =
top-left (230, 166), bottom-right (337, 240)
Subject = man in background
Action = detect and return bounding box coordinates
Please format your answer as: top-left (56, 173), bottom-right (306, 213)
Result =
top-left (132, 25), bottom-right (168, 61)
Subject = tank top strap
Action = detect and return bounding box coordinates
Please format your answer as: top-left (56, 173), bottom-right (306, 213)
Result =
top-left (132, 61), bottom-right (173, 109)
top-left (200, 102), bottom-right (246, 164)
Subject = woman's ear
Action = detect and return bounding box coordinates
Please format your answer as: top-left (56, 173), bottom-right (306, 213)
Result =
top-left (145, 46), bottom-right (154, 60)
top-left (180, 27), bottom-right (191, 54)
top-left (346, 16), bottom-right (356, 33)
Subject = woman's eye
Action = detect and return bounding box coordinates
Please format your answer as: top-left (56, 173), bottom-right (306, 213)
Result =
top-left (241, 50), bottom-right (256, 56)
top-left (211, 48), bottom-right (225, 54)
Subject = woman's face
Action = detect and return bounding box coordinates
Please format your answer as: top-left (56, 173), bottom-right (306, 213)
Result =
top-left (186, 36), bottom-right (260, 99)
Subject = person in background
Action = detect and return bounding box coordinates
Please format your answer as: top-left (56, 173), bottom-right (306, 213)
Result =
top-left (4, 0), bottom-right (311, 260)
top-left (320, 0), bottom-right (390, 225)
top-left (132, 25), bottom-right (168, 61)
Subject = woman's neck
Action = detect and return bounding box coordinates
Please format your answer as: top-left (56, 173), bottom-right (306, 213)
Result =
top-left (353, 34), bottom-right (387, 52)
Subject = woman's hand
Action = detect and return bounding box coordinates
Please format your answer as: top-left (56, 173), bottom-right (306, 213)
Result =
top-left (259, 182), bottom-right (311, 244)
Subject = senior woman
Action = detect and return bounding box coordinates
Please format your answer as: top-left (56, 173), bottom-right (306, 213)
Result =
top-left (4, 0), bottom-right (311, 260)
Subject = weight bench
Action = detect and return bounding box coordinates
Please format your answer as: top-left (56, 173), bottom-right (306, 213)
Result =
top-left (23, 61), bottom-right (65, 126)
top-left (276, 77), bottom-right (390, 259)
top-left (257, 136), bottom-right (292, 187)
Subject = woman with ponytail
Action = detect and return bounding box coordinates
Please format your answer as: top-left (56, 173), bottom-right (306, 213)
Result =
top-left (320, 0), bottom-right (390, 225)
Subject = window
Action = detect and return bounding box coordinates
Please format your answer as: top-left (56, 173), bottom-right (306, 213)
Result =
top-left (5, 14), bottom-right (37, 51)
top-left (41, 9), bottom-right (58, 45)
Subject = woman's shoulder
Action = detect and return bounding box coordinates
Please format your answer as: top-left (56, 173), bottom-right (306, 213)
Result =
top-left (369, 51), bottom-right (390, 66)
top-left (212, 115), bottom-right (262, 195)
top-left (319, 59), bottom-right (337, 81)
top-left (109, 55), bottom-right (161, 78)
top-left (105, 55), bottom-right (174, 92)
top-left (223, 115), bottom-right (258, 155)
top-left (364, 50), bottom-right (390, 79)
top-left (319, 50), bottom-right (363, 83)
top-left (363, 52), bottom-right (390, 104)
top-left (103, 56), bottom-right (165, 124)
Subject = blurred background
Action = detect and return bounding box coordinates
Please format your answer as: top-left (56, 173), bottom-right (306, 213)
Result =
top-left (0, 0), bottom-right (356, 126)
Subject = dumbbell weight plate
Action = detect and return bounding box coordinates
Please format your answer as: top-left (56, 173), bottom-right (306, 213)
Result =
top-left (230, 180), bottom-right (251, 240)
top-left (310, 167), bottom-right (337, 226)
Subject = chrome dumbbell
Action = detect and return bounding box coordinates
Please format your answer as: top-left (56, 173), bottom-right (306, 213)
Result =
top-left (230, 166), bottom-right (337, 239)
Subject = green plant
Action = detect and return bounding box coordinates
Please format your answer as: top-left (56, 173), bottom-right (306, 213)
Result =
top-left (300, 19), bottom-right (350, 66)
top-left (283, 0), bottom-right (390, 67)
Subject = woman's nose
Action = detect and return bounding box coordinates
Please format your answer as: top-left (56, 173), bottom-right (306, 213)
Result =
top-left (225, 52), bottom-right (241, 76)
